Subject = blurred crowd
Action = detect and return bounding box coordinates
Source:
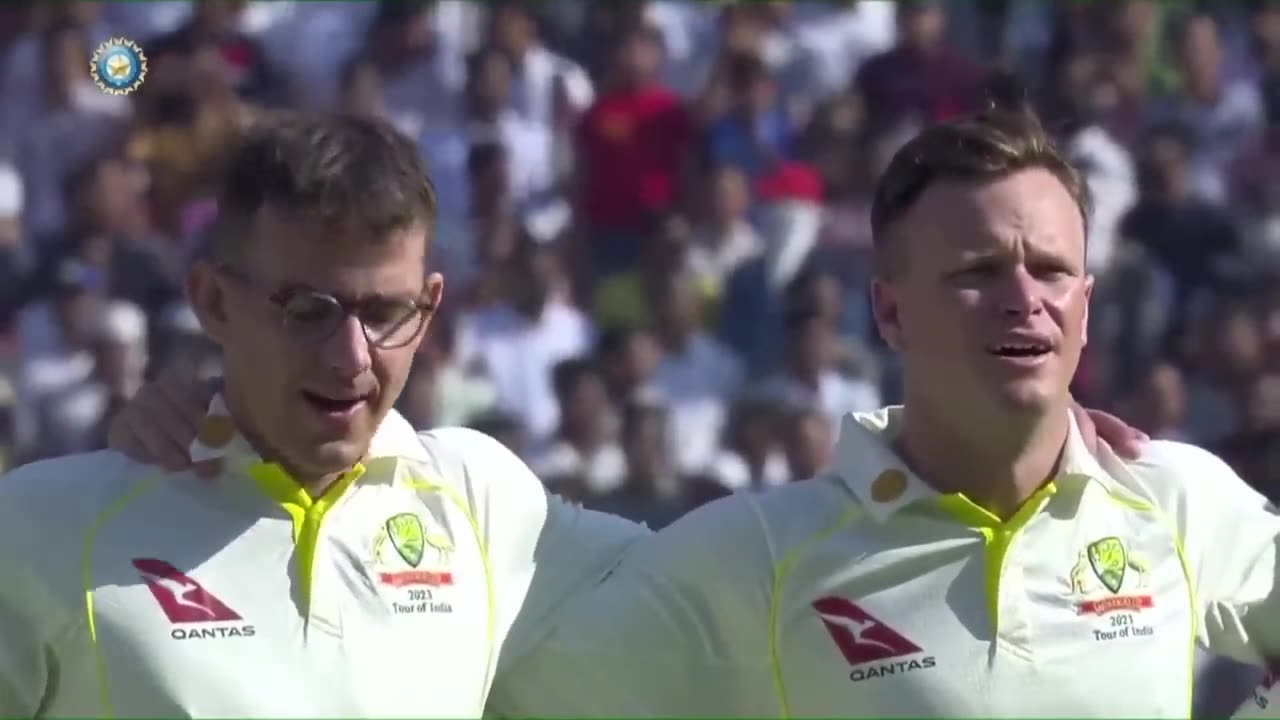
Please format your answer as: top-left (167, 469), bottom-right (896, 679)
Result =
top-left (0, 0), bottom-right (1278, 529)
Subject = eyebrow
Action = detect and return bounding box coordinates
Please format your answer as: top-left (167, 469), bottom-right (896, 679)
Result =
top-left (277, 283), bottom-right (422, 305)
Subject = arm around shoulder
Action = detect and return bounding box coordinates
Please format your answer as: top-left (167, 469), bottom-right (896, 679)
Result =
top-left (0, 459), bottom-right (94, 715)
top-left (487, 492), bottom-right (784, 718)
top-left (419, 428), bottom-right (649, 665)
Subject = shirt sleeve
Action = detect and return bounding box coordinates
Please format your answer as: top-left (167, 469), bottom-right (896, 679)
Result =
top-left (424, 428), bottom-right (649, 671)
top-left (0, 571), bottom-right (51, 715)
top-left (486, 492), bottom-right (782, 718)
top-left (1137, 441), bottom-right (1280, 663)
top-left (0, 465), bottom-right (60, 715)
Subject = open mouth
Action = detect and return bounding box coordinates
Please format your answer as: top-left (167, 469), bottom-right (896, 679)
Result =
top-left (301, 390), bottom-right (367, 414)
top-left (987, 342), bottom-right (1052, 359)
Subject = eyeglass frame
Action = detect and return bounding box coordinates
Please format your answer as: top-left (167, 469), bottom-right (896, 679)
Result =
top-left (213, 263), bottom-right (436, 350)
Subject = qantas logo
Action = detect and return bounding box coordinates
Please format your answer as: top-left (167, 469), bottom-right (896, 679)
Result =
top-left (132, 558), bottom-right (255, 640)
top-left (813, 596), bottom-right (936, 682)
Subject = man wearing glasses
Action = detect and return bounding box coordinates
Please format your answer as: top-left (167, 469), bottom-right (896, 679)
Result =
top-left (0, 113), bottom-right (641, 717)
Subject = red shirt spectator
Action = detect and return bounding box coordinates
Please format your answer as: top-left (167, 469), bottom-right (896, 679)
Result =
top-left (575, 25), bottom-right (691, 232)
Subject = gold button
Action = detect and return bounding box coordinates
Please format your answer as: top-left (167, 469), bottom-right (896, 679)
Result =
top-left (870, 470), bottom-right (908, 503)
top-left (197, 415), bottom-right (236, 448)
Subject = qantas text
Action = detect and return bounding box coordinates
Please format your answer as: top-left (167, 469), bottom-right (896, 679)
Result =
top-left (171, 625), bottom-right (256, 640)
top-left (849, 656), bottom-right (936, 682)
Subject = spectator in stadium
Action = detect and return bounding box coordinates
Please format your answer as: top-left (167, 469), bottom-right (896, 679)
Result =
top-left (574, 22), bottom-right (691, 279)
top-left (1219, 372), bottom-right (1280, 501)
top-left (1227, 73), bottom-right (1280, 273)
top-left (1118, 123), bottom-right (1242, 340)
top-left (454, 239), bottom-right (592, 447)
top-left (717, 163), bottom-right (830, 373)
top-left (431, 141), bottom-right (521, 302)
top-left (14, 257), bottom-right (115, 458)
top-left (1050, 47), bottom-right (1139, 276)
top-left (594, 325), bottom-right (662, 408)
top-left (486, 0), bottom-right (594, 127)
top-left (398, 315), bottom-right (498, 432)
top-left (780, 404), bottom-right (834, 483)
top-left (1121, 360), bottom-right (1192, 441)
top-left (19, 19), bottom-right (130, 241)
top-left (585, 394), bottom-right (685, 529)
top-left (592, 212), bottom-right (704, 333)
top-left (83, 299), bottom-right (150, 448)
top-left (1184, 301), bottom-right (1268, 446)
top-left (0, 2), bottom-right (114, 148)
top-left (705, 392), bottom-right (788, 492)
top-left (146, 0), bottom-right (279, 106)
top-left (704, 50), bottom-right (796, 179)
top-left (759, 307), bottom-right (881, 431)
top-left (854, 0), bottom-right (983, 133)
top-left (419, 45), bottom-right (555, 223)
top-left (1149, 12), bottom-right (1265, 205)
top-left (364, 0), bottom-right (466, 138)
top-left (35, 153), bottom-right (181, 316)
top-left (649, 269), bottom-right (744, 474)
top-left (685, 163), bottom-right (764, 292)
top-left (532, 357), bottom-right (625, 496)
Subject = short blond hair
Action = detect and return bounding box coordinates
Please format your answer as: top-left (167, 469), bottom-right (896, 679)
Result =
top-left (870, 107), bottom-right (1089, 276)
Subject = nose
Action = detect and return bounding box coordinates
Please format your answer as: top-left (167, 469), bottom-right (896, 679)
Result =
top-left (996, 266), bottom-right (1044, 319)
top-left (320, 314), bottom-right (373, 378)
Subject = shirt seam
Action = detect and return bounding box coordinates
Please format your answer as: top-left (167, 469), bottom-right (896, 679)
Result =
top-left (767, 492), bottom-right (864, 719)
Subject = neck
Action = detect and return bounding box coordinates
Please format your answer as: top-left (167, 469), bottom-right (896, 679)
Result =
top-left (223, 386), bottom-right (348, 498)
top-left (897, 395), bottom-right (1070, 520)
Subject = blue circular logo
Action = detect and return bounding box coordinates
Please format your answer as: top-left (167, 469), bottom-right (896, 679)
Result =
top-left (91, 39), bottom-right (146, 95)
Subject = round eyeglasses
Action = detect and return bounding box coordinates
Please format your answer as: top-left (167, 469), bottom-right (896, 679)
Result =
top-left (217, 265), bottom-right (433, 350)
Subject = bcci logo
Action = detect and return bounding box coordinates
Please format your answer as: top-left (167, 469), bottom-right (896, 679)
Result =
top-left (90, 37), bottom-right (147, 96)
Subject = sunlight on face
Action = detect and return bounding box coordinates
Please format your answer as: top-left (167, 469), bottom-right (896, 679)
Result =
top-left (873, 168), bottom-right (1093, 418)
top-left (211, 206), bottom-right (438, 478)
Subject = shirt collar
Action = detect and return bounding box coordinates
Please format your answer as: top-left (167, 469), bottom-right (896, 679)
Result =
top-left (833, 405), bottom-right (1113, 523)
top-left (188, 393), bottom-right (429, 476)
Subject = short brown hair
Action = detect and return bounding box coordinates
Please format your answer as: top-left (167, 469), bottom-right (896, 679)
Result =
top-left (869, 107), bottom-right (1089, 276)
top-left (207, 112), bottom-right (437, 262)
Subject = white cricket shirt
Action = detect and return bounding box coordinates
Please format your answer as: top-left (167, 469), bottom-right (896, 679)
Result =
top-left (490, 407), bottom-right (1280, 718)
top-left (0, 396), bottom-right (643, 718)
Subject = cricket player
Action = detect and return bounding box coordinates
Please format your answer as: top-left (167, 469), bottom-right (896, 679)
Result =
top-left (480, 108), bottom-right (1280, 717)
top-left (95, 114), bottom-right (1145, 718)
top-left (0, 114), bottom-right (642, 718)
